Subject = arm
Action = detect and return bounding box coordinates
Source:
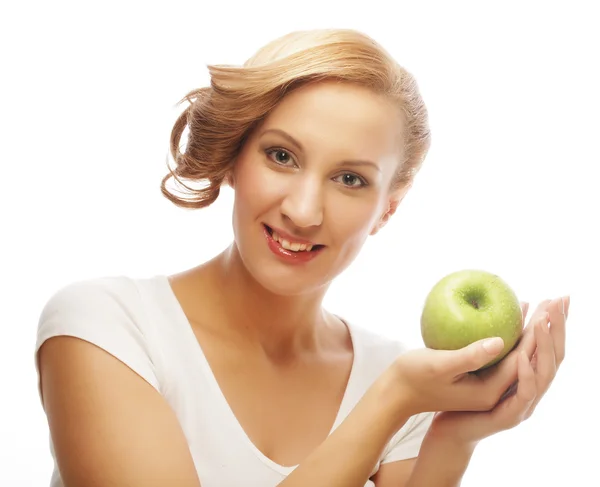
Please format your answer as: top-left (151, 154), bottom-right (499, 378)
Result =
top-left (278, 372), bottom-right (412, 487)
top-left (41, 336), bottom-right (410, 487)
top-left (405, 434), bottom-right (476, 487)
top-left (370, 458), bottom-right (416, 487)
top-left (38, 336), bottom-right (202, 487)
top-left (402, 297), bottom-right (568, 486)
top-left (400, 297), bottom-right (567, 486)
top-left (278, 382), bottom-right (474, 487)
top-left (278, 330), bottom-right (521, 487)
top-left (371, 429), bottom-right (475, 487)
top-left (370, 418), bottom-right (474, 487)
top-left (38, 296), bottom-right (529, 487)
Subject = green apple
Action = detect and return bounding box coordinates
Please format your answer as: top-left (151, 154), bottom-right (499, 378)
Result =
top-left (420, 269), bottom-right (523, 370)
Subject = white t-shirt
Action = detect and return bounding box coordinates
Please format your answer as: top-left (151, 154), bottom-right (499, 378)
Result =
top-left (34, 274), bottom-right (433, 487)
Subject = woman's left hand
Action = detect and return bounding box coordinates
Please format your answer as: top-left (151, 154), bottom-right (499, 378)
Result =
top-left (426, 295), bottom-right (569, 446)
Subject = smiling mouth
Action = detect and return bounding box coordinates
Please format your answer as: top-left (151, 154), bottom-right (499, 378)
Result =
top-left (263, 224), bottom-right (325, 253)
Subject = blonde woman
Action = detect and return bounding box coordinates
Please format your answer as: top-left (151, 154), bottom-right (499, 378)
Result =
top-left (35, 29), bottom-right (568, 487)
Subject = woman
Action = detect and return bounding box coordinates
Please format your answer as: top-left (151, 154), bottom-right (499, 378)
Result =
top-left (35, 29), bottom-right (568, 487)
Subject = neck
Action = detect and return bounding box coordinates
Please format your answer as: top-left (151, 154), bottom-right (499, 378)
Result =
top-left (205, 244), bottom-right (333, 359)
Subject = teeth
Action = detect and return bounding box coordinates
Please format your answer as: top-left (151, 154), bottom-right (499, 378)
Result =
top-left (271, 230), bottom-right (315, 252)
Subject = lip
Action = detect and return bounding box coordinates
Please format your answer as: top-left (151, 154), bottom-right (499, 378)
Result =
top-left (262, 224), bottom-right (324, 264)
top-left (264, 224), bottom-right (321, 246)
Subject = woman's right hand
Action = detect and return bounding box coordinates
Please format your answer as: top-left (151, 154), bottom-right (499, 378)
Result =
top-left (383, 301), bottom-right (541, 418)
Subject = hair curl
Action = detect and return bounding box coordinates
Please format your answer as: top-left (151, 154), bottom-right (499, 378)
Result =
top-left (161, 29), bottom-right (431, 209)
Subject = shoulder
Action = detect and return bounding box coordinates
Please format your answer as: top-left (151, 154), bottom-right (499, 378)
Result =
top-left (36, 274), bottom-right (153, 340)
top-left (36, 274), bottom-right (147, 344)
top-left (39, 275), bottom-right (144, 317)
top-left (35, 274), bottom-right (161, 393)
top-left (35, 276), bottom-right (202, 486)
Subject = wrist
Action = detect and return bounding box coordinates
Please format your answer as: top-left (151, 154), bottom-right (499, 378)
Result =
top-left (370, 368), bottom-right (413, 433)
top-left (407, 430), bottom-right (477, 487)
top-left (426, 415), bottom-right (480, 452)
top-left (423, 422), bottom-right (479, 456)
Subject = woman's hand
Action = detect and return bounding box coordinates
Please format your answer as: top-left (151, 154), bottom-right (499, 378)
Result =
top-left (426, 296), bottom-right (569, 446)
top-left (381, 301), bottom-right (534, 418)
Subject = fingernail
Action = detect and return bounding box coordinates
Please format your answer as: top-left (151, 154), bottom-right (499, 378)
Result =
top-left (483, 337), bottom-right (504, 354)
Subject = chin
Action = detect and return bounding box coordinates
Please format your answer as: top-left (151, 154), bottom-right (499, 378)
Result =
top-left (230, 224), bottom-right (359, 298)
top-left (247, 258), bottom-right (332, 298)
top-left (230, 246), bottom-right (328, 298)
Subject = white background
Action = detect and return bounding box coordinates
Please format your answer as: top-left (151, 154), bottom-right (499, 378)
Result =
top-left (2, 0), bottom-right (598, 485)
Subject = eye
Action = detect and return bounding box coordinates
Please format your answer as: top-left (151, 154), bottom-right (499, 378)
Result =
top-left (334, 173), bottom-right (368, 189)
top-left (265, 148), bottom-right (296, 167)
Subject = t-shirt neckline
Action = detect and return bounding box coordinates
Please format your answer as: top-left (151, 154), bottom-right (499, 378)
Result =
top-left (156, 274), bottom-right (362, 475)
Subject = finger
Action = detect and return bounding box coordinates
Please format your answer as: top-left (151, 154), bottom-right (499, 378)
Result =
top-left (476, 301), bottom-right (537, 384)
top-left (492, 350), bottom-right (537, 429)
top-left (480, 300), bottom-right (539, 379)
top-left (547, 296), bottom-right (568, 365)
top-left (512, 300), bottom-right (551, 359)
top-left (534, 312), bottom-right (557, 382)
top-left (497, 379), bottom-right (518, 404)
top-left (514, 320), bottom-right (537, 359)
top-left (449, 336), bottom-right (505, 376)
top-left (515, 350), bottom-right (537, 407)
top-left (478, 345), bottom-right (523, 407)
top-left (525, 313), bottom-right (557, 418)
top-left (480, 317), bottom-right (540, 410)
top-left (475, 319), bottom-right (534, 388)
top-left (530, 351), bottom-right (538, 372)
top-left (489, 305), bottom-right (550, 395)
top-left (527, 299), bottom-right (552, 328)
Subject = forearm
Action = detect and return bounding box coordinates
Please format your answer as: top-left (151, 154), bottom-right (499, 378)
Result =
top-left (406, 433), bottom-right (477, 487)
top-left (279, 376), bottom-right (410, 487)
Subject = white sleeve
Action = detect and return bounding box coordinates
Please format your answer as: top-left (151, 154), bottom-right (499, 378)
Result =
top-left (379, 411), bottom-right (434, 464)
top-left (34, 277), bottom-right (161, 404)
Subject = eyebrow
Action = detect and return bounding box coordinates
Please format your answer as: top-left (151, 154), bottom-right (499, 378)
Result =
top-left (260, 128), bottom-right (382, 172)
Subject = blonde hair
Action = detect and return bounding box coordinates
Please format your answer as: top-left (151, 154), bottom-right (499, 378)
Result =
top-left (161, 29), bottom-right (431, 209)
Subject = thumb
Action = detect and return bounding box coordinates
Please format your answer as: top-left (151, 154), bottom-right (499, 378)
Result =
top-left (453, 336), bottom-right (505, 374)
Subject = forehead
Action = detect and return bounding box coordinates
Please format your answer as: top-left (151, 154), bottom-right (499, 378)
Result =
top-left (257, 81), bottom-right (404, 163)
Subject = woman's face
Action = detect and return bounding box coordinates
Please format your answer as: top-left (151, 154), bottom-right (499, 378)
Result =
top-left (231, 80), bottom-right (409, 296)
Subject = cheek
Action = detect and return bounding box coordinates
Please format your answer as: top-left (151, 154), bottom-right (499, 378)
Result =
top-left (235, 150), bottom-right (283, 195)
top-left (232, 155), bottom-right (286, 224)
top-left (329, 199), bottom-right (380, 247)
top-left (234, 156), bottom-right (260, 199)
top-left (321, 200), bottom-right (380, 278)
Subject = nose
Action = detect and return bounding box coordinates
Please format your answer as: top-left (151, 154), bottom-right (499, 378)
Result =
top-left (280, 175), bottom-right (324, 228)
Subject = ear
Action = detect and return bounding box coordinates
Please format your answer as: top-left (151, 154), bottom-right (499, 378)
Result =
top-left (223, 165), bottom-right (236, 188)
top-left (370, 184), bottom-right (411, 236)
